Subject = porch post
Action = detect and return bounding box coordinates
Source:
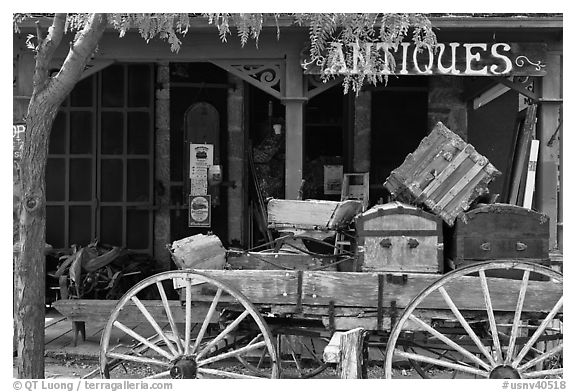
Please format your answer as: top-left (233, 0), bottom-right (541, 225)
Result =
top-left (284, 53), bottom-right (305, 199)
top-left (227, 74), bottom-right (245, 244)
top-left (535, 51), bottom-right (562, 250)
top-left (154, 62), bottom-right (171, 268)
top-left (353, 91), bottom-right (371, 173)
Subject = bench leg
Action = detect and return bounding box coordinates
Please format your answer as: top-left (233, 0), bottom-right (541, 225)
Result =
top-left (72, 321), bottom-right (86, 347)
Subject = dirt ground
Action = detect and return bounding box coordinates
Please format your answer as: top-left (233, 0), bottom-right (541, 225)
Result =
top-left (14, 354), bottom-right (457, 379)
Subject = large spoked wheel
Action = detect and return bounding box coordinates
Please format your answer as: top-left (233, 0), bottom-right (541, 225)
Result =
top-left (385, 261), bottom-right (563, 379)
top-left (100, 270), bottom-right (279, 379)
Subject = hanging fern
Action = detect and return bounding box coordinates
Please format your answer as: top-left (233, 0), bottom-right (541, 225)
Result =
top-left (14, 13), bottom-right (436, 94)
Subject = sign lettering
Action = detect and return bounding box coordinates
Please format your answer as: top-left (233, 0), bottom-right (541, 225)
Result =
top-left (305, 42), bottom-right (547, 77)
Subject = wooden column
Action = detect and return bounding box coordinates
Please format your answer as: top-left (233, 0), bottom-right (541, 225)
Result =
top-left (227, 75), bottom-right (245, 244)
top-left (353, 91), bottom-right (371, 173)
top-left (283, 53), bottom-right (305, 199)
top-left (154, 62), bottom-right (171, 268)
top-left (535, 51), bottom-right (562, 250)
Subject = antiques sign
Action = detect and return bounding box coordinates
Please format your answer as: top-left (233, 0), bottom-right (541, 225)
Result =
top-left (308, 42), bottom-right (547, 77)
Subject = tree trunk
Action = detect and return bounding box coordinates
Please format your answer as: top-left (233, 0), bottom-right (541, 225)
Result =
top-left (15, 95), bottom-right (59, 379)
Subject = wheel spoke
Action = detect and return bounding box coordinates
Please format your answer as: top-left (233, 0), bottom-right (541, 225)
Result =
top-left (196, 309), bottom-right (250, 360)
top-left (197, 367), bottom-right (262, 379)
top-left (438, 286), bottom-right (496, 367)
top-left (394, 348), bottom-right (489, 377)
top-left (156, 281), bottom-right (183, 354)
top-left (113, 321), bottom-right (174, 360)
top-left (522, 368), bottom-right (563, 378)
top-left (184, 278), bottom-right (193, 355)
top-left (518, 343), bottom-right (563, 372)
top-left (512, 296), bottom-right (563, 368)
top-left (198, 340), bottom-right (267, 367)
top-left (131, 296), bottom-right (179, 356)
top-left (479, 269), bottom-right (503, 363)
top-left (408, 314), bottom-right (491, 371)
top-left (506, 270), bottom-right (531, 364)
top-left (191, 288), bottom-right (223, 354)
top-left (106, 351), bottom-right (171, 368)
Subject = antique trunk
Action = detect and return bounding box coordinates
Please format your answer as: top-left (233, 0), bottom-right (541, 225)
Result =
top-left (355, 202), bottom-right (443, 273)
top-left (447, 203), bottom-right (550, 269)
top-left (384, 122), bottom-right (501, 226)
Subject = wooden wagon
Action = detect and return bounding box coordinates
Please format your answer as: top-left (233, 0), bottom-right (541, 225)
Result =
top-left (53, 125), bottom-right (562, 380)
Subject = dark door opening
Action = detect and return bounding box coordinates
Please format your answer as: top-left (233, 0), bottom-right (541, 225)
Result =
top-left (169, 62), bottom-right (229, 244)
top-left (370, 78), bottom-right (429, 204)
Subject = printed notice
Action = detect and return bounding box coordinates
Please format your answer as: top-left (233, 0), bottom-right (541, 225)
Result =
top-left (190, 143), bottom-right (214, 169)
top-left (189, 195), bottom-right (211, 227)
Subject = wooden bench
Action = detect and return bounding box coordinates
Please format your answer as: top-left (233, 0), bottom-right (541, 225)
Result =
top-left (52, 299), bottom-right (213, 346)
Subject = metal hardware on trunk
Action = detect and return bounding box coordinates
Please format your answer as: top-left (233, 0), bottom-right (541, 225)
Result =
top-left (380, 238), bottom-right (392, 248)
top-left (516, 242), bottom-right (528, 251)
top-left (407, 238), bottom-right (420, 248)
top-left (480, 242), bottom-right (491, 251)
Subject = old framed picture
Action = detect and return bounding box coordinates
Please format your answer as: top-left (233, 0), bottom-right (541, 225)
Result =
top-left (188, 195), bottom-right (211, 227)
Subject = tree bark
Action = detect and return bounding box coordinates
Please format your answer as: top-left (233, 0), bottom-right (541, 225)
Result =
top-left (15, 13), bottom-right (107, 379)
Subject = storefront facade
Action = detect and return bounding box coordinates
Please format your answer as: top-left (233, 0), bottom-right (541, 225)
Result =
top-left (13, 15), bottom-right (563, 269)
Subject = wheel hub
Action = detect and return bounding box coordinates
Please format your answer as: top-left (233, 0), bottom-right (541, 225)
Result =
top-left (170, 356), bottom-right (197, 379)
top-left (489, 365), bottom-right (521, 379)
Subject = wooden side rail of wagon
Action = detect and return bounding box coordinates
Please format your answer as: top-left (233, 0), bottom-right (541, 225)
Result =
top-left (52, 299), bottom-right (215, 347)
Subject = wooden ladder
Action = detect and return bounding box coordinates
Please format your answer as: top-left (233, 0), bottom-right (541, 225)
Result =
top-left (334, 173), bottom-right (369, 256)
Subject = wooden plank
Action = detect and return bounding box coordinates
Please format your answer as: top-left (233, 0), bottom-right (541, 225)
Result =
top-left (227, 251), bottom-right (335, 271)
top-left (267, 199), bottom-right (339, 229)
top-left (509, 104), bottom-right (537, 205)
top-left (522, 140), bottom-right (540, 209)
top-left (338, 328), bottom-right (365, 379)
top-left (53, 268), bottom-right (562, 326)
top-left (53, 299), bottom-right (217, 324)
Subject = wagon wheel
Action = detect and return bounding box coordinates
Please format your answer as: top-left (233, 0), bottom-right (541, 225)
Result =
top-left (237, 327), bottom-right (329, 378)
top-left (100, 270), bottom-right (279, 379)
top-left (385, 261), bottom-right (563, 379)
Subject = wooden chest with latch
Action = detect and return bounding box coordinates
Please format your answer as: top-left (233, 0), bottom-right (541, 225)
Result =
top-left (447, 203), bottom-right (550, 269)
top-left (355, 201), bottom-right (443, 273)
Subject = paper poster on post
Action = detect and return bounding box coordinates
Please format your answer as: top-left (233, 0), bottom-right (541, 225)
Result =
top-left (324, 165), bottom-right (343, 195)
top-left (190, 143), bottom-right (214, 170)
top-left (190, 166), bottom-right (208, 195)
top-left (189, 195), bottom-right (211, 227)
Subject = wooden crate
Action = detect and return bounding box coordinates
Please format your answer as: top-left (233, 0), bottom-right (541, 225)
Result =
top-left (355, 202), bottom-right (443, 273)
top-left (267, 199), bottom-right (363, 231)
top-left (447, 203), bottom-right (550, 269)
top-left (384, 122), bottom-right (501, 226)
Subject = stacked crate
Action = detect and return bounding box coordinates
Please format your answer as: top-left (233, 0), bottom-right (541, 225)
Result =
top-left (355, 122), bottom-right (550, 274)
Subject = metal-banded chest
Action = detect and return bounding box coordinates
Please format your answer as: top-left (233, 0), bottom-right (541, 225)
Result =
top-left (448, 203), bottom-right (550, 268)
top-left (355, 202), bottom-right (443, 273)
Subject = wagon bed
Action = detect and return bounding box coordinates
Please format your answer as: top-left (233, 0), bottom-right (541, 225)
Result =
top-left (53, 260), bottom-right (563, 379)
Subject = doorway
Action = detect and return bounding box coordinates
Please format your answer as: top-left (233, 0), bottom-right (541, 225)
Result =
top-left (370, 77), bottom-right (429, 204)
